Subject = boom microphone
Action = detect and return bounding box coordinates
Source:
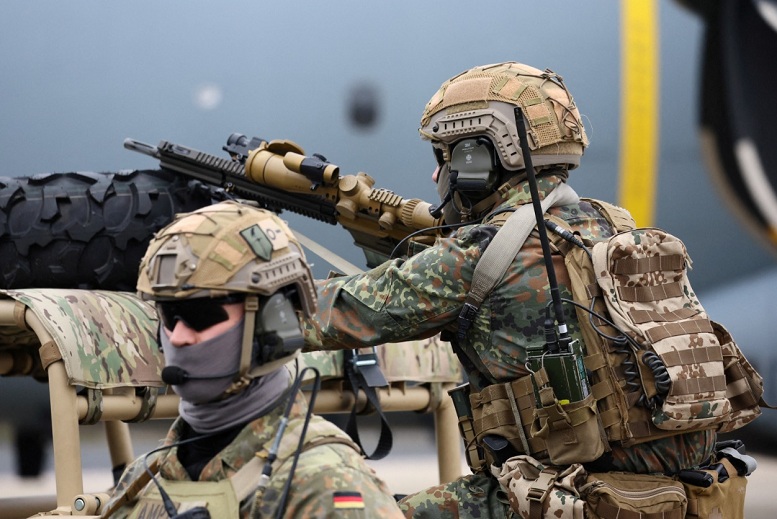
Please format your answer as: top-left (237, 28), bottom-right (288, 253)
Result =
top-left (429, 191), bottom-right (452, 218)
top-left (161, 366), bottom-right (238, 385)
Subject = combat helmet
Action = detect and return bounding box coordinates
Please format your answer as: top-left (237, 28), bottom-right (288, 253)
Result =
top-left (137, 200), bottom-right (317, 391)
top-left (420, 62), bottom-right (588, 222)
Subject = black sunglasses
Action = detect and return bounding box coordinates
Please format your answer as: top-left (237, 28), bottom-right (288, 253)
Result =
top-left (156, 294), bottom-right (245, 332)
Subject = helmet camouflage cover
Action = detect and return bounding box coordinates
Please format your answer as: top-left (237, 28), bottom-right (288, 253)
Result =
top-left (419, 61), bottom-right (589, 171)
top-left (137, 200), bottom-right (316, 318)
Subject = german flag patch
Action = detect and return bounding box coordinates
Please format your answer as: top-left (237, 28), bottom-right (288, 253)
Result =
top-left (333, 491), bottom-right (365, 509)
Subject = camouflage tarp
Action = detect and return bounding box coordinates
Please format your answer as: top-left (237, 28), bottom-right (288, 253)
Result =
top-left (300, 333), bottom-right (461, 383)
top-left (0, 289), bottom-right (460, 390)
top-left (1, 289), bottom-right (163, 389)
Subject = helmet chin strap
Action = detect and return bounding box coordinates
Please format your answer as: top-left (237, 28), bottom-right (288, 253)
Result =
top-left (224, 294), bottom-right (302, 396)
top-left (472, 178), bottom-right (519, 215)
top-left (452, 174), bottom-right (523, 223)
top-left (225, 295), bottom-right (260, 395)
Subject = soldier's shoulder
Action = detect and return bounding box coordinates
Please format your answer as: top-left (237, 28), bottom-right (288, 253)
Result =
top-left (459, 223), bottom-right (499, 249)
top-left (296, 437), bottom-right (364, 469)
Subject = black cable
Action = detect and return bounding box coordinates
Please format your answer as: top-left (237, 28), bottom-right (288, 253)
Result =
top-left (274, 366), bottom-right (321, 519)
top-left (549, 293), bottom-right (641, 352)
top-left (428, 191), bottom-right (452, 218)
top-left (544, 220), bottom-right (592, 261)
top-left (485, 207), bottom-right (516, 220)
top-left (555, 297), bottom-right (662, 409)
top-left (543, 208), bottom-right (672, 409)
top-left (142, 430), bottom-right (225, 518)
top-left (388, 218), bottom-right (481, 260)
top-left (643, 350), bottom-right (671, 402)
top-left (579, 296), bottom-right (648, 403)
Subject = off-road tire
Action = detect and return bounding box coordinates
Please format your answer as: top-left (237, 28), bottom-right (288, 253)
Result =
top-left (0, 169), bottom-right (213, 291)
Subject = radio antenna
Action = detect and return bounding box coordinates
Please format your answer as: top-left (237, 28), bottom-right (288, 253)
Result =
top-left (513, 107), bottom-right (571, 353)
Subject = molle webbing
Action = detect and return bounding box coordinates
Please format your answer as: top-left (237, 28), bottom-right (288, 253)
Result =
top-left (544, 201), bottom-right (637, 445)
top-left (546, 201), bottom-right (683, 446)
top-left (458, 413), bottom-right (484, 473)
top-left (469, 369), bottom-right (550, 457)
top-left (644, 317), bottom-right (713, 343)
top-left (660, 346), bottom-right (722, 367)
top-left (551, 197), bottom-right (762, 446)
top-left (470, 195), bottom-right (766, 462)
top-left (714, 319), bottom-right (773, 432)
top-left (628, 307), bottom-right (697, 324)
top-left (593, 227), bottom-right (732, 433)
top-left (612, 254), bottom-right (685, 274)
top-left (618, 282), bottom-right (683, 303)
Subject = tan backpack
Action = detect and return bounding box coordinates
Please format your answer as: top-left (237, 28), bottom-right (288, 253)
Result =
top-left (546, 198), bottom-right (767, 446)
top-left (467, 196), bottom-right (769, 467)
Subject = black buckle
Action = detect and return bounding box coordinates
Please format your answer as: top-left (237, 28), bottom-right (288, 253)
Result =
top-left (457, 302), bottom-right (480, 340)
top-left (349, 347), bottom-right (388, 388)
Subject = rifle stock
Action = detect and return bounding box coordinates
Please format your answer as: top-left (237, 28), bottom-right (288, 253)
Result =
top-left (124, 135), bottom-right (442, 267)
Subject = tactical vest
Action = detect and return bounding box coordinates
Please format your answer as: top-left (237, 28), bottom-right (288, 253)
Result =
top-left (128, 475), bottom-right (245, 519)
top-left (116, 416), bottom-right (361, 518)
top-left (467, 198), bottom-right (769, 467)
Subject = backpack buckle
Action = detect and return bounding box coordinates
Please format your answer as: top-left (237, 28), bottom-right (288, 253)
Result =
top-left (527, 468), bottom-right (558, 504)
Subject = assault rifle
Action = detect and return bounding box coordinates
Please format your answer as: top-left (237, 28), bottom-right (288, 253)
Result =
top-left (124, 134), bottom-right (442, 268)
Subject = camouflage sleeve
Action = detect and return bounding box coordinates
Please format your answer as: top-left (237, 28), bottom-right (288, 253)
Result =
top-left (302, 232), bottom-right (483, 351)
top-left (101, 453), bottom-right (160, 518)
top-left (256, 443), bottom-right (405, 518)
top-left (398, 473), bottom-right (511, 519)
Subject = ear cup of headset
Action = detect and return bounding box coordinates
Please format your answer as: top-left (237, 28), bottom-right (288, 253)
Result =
top-left (252, 292), bottom-right (305, 366)
top-left (449, 137), bottom-right (499, 195)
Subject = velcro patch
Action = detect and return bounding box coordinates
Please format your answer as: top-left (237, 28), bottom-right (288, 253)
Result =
top-left (333, 491), bottom-right (365, 509)
top-left (240, 220), bottom-right (289, 261)
top-left (443, 77), bottom-right (492, 109)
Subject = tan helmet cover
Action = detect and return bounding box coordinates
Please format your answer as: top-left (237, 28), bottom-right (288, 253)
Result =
top-left (137, 200), bottom-right (316, 318)
top-left (420, 62), bottom-right (589, 171)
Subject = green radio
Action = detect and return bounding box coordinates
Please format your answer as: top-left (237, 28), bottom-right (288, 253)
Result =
top-left (526, 338), bottom-right (590, 405)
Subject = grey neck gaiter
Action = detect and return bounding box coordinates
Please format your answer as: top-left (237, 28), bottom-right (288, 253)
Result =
top-left (161, 319), bottom-right (245, 404)
top-left (160, 320), bottom-right (291, 433)
top-left (179, 368), bottom-right (290, 434)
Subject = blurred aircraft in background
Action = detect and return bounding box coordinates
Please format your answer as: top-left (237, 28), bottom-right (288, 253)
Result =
top-left (0, 0), bottom-right (775, 476)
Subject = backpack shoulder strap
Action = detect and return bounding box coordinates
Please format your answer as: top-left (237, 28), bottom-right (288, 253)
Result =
top-left (544, 198), bottom-right (637, 257)
top-left (459, 183), bottom-right (579, 341)
top-left (582, 198), bottom-right (636, 232)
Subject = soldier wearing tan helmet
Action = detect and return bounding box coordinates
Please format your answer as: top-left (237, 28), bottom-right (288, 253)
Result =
top-left (302, 62), bottom-right (716, 518)
top-left (104, 201), bottom-right (403, 518)
top-left (419, 61), bottom-right (588, 227)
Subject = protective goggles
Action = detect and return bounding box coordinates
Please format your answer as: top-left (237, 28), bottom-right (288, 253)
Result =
top-left (156, 294), bottom-right (245, 332)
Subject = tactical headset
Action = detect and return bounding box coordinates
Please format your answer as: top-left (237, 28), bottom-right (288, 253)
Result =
top-left (448, 137), bottom-right (501, 196)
